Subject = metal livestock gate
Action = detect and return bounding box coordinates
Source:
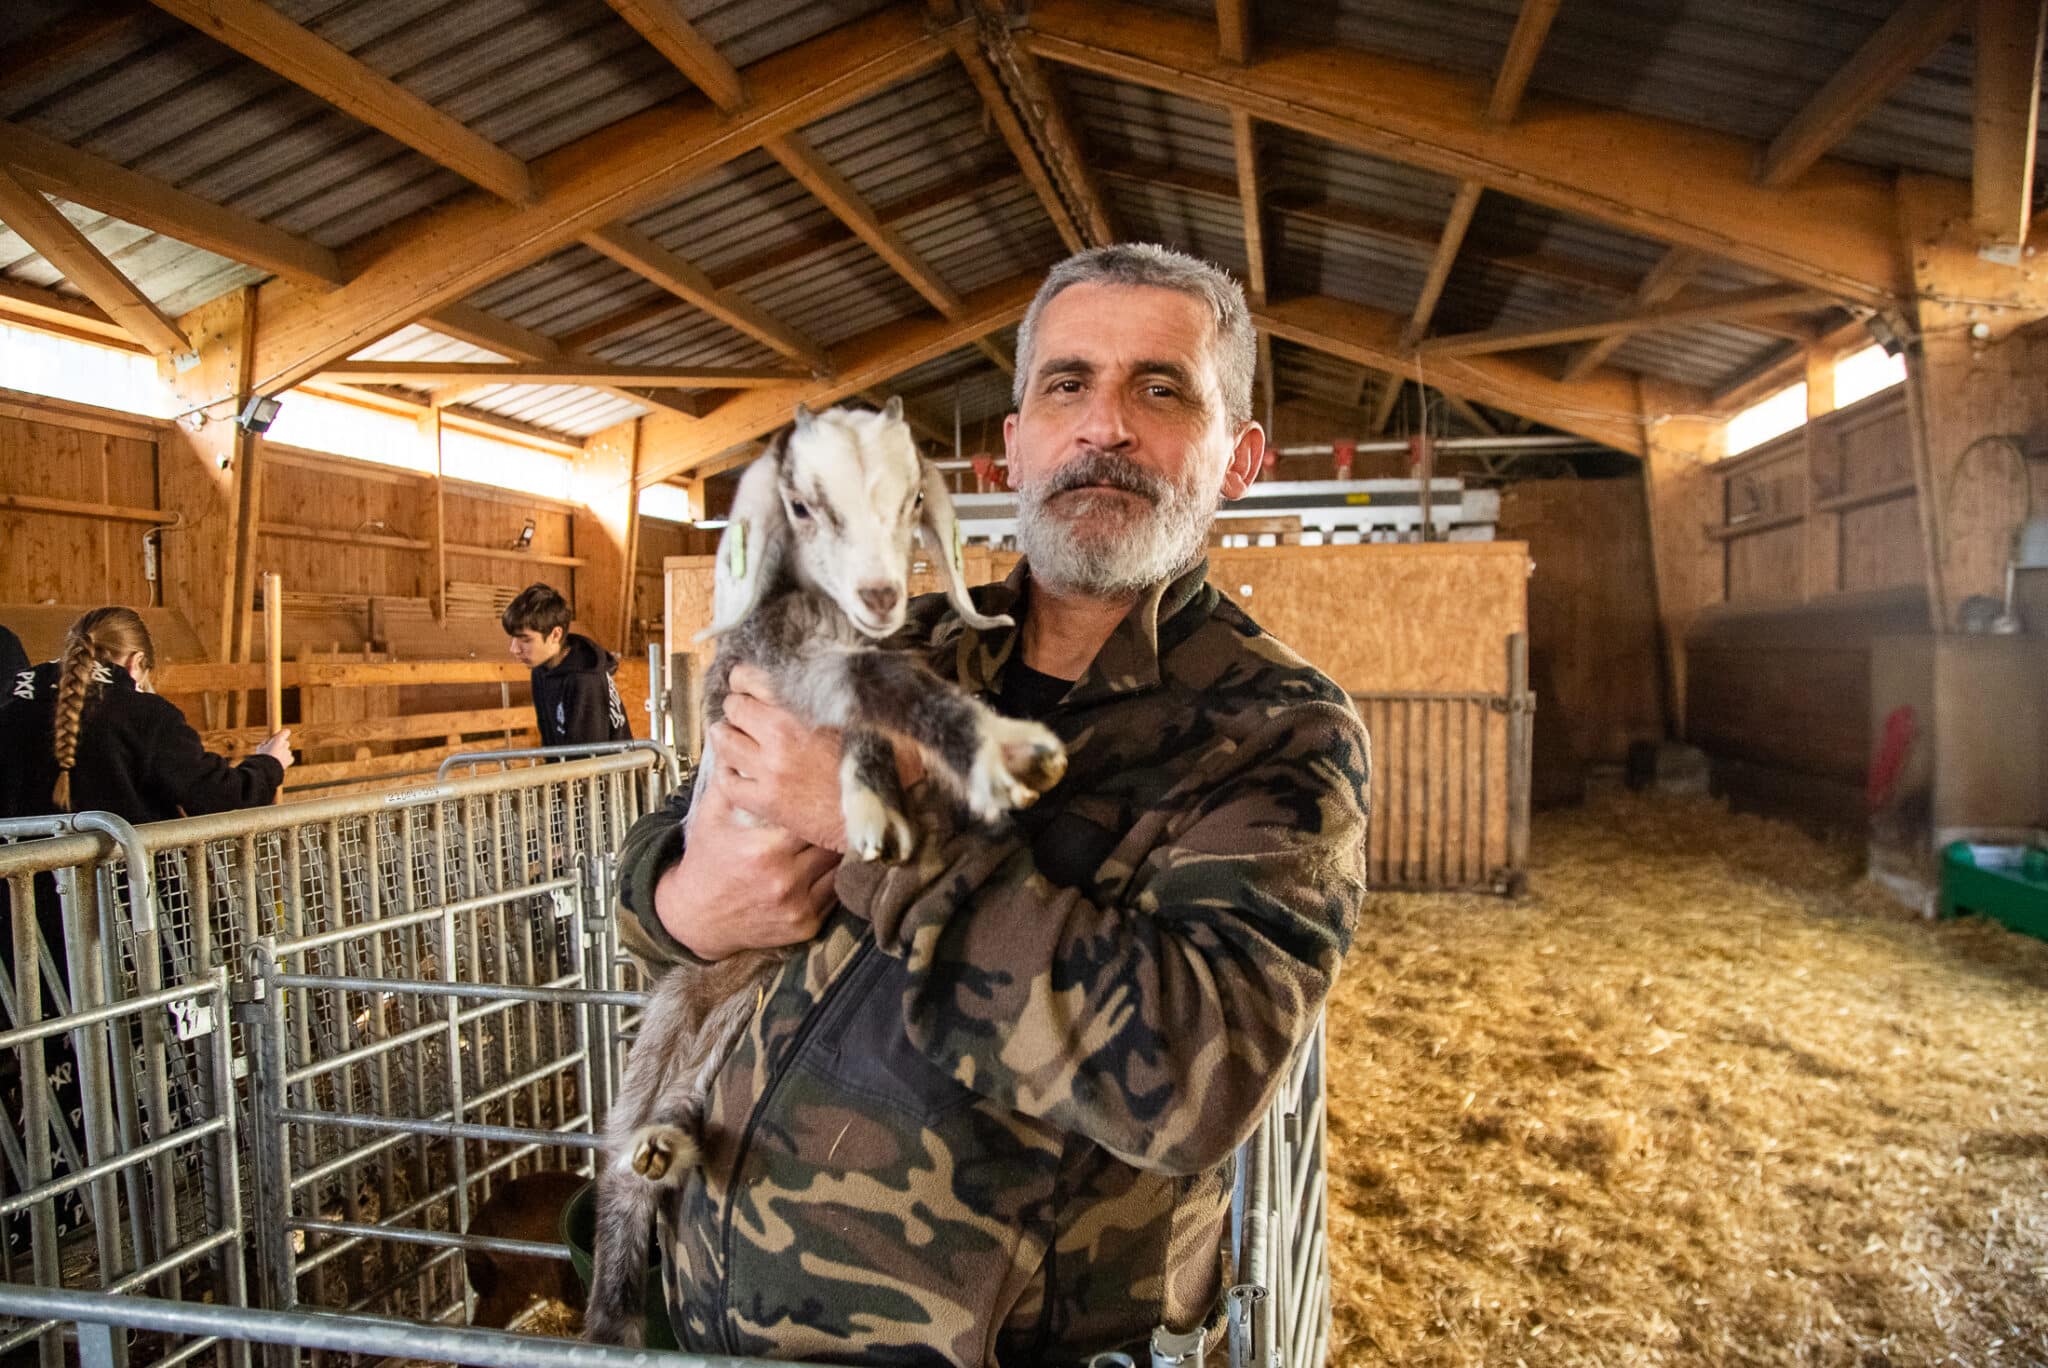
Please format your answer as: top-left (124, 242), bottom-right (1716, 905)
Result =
top-left (0, 743), bottom-right (1329, 1368)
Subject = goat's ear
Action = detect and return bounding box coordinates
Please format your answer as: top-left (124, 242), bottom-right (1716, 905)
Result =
top-left (696, 445), bottom-right (789, 643)
top-left (880, 394), bottom-right (904, 423)
top-left (916, 459), bottom-right (1011, 632)
top-left (792, 403), bottom-right (816, 432)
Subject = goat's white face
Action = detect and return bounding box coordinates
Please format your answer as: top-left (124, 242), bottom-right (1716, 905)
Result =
top-left (779, 405), bottom-right (925, 638)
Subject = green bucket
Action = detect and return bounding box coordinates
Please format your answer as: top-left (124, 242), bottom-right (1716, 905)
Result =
top-left (560, 1180), bottom-right (679, 1350)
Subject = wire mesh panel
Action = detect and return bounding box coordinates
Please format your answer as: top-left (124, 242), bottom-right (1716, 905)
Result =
top-left (1, 831), bottom-right (248, 1368)
top-left (1231, 1018), bottom-right (1330, 1368)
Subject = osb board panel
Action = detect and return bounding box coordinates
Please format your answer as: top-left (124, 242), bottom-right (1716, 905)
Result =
top-left (1725, 524), bottom-right (1805, 604)
top-left (1930, 637), bottom-right (2048, 834)
top-left (0, 412), bottom-right (159, 606)
top-left (1206, 544), bottom-right (1528, 694)
top-left (1498, 478), bottom-right (1663, 766)
top-left (1839, 495), bottom-right (1927, 594)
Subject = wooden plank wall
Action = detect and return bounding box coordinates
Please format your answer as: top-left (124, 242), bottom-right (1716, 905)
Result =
top-left (1496, 477), bottom-right (1663, 790)
top-left (0, 396), bottom-right (163, 608)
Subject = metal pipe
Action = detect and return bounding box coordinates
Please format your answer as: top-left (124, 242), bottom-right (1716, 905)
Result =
top-left (273, 972), bottom-right (644, 1010)
top-left (438, 738), bottom-right (680, 792)
top-left (279, 1108), bottom-right (605, 1150)
top-left (0, 1285), bottom-right (819, 1368)
top-left (291, 1217), bottom-right (571, 1263)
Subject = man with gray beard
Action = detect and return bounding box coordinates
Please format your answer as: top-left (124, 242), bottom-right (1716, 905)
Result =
top-left (612, 243), bottom-right (1371, 1365)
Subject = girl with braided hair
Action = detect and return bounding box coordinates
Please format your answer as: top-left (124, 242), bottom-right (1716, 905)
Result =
top-left (1, 607), bottom-right (293, 1256)
top-left (1, 606), bottom-right (292, 822)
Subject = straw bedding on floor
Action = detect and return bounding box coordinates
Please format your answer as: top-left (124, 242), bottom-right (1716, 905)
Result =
top-left (1324, 791), bottom-right (2048, 1366)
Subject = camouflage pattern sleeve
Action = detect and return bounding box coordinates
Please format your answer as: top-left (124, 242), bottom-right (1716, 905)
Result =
top-left (613, 789), bottom-right (696, 971)
top-left (833, 696), bottom-right (1370, 1176)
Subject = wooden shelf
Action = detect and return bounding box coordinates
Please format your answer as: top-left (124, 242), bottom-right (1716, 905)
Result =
top-left (446, 542), bottom-right (587, 569)
top-left (3, 492), bottom-right (176, 525)
top-left (259, 521), bottom-right (431, 552)
top-left (1812, 479), bottom-right (1917, 515)
top-left (1708, 509), bottom-right (1805, 541)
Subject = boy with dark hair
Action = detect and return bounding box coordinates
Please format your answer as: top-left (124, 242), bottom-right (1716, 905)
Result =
top-left (501, 583), bottom-right (631, 748)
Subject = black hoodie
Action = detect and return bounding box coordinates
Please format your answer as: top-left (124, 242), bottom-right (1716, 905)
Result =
top-left (530, 632), bottom-right (631, 748)
top-left (1, 659), bottom-right (284, 823)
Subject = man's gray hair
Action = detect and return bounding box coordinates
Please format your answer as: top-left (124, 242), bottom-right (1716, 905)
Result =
top-left (1012, 243), bottom-right (1258, 429)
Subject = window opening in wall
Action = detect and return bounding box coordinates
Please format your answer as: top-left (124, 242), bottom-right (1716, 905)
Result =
top-left (1832, 343), bottom-right (1908, 409)
top-left (1724, 382), bottom-right (1807, 457)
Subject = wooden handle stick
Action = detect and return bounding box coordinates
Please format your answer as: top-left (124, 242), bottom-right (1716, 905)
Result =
top-left (263, 571), bottom-right (284, 734)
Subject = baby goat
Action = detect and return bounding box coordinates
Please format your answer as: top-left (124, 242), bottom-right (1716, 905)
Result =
top-left (584, 400), bottom-right (1066, 1346)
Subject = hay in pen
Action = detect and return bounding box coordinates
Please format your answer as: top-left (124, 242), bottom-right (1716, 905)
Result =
top-left (1325, 791), bottom-right (2048, 1365)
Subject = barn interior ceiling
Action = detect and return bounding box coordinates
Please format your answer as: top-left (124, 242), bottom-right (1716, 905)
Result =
top-left (0, 0), bottom-right (2037, 495)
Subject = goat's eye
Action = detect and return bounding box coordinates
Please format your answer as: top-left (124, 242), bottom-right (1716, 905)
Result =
top-left (788, 500), bottom-right (811, 520)
top-left (914, 490), bottom-right (925, 508)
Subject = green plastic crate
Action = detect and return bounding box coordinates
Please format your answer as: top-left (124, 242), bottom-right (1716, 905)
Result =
top-left (1939, 841), bottom-right (2048, 943)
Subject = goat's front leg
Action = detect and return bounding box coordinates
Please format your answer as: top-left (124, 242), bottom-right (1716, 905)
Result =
top-left (843, 653), bottom-right (1066, 823)
top-left (840, 724), bottom-right (915, 863)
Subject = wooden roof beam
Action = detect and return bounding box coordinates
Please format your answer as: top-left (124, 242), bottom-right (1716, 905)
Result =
top-left (1253, 293), bottom-right (1662, 453)
top-left (319, 362), bottom-right (804, 388)
top-left (975, 337), bottom-right (1017, 377)
top-left (1402, 1), bottom-right (1558, 347)
top-left (0, 121), bottom-right (345, 286)
top-left (145, 0), bottom-right (537, 204)
top-left (1401, 180), bottom-right (1482, 347)
top-left (1368, 375), bottom-right (1404, 434)
top-left (1217, 0), bottom-right (1252, 65)
top-left (582, 223), bottom-right (832, 374)
top-left (636, 272), bottom-right (1041, 485)
top-left (1557, 246), bottom-right (1706, 381)
top-left (1020, 0), bottom-right (1913, 304)
top-left (766, 134), bottom-right (966, 317)
top-left (1755, 0), bottom-right (1967, 188)
top-left (0, 278), bottom-right (143, 350)
top-left (953, 29), bottom-right (1089, 252)
top-left (1972, 0), bottom-right (2046, 249)
top-left (1232, 112), bottom-right (1268, 304)
top-left (1421, 285), bottom-right (1832, 358)
top-left (999, 39), bottom-right (1117, 246)
top-left (0, 167), bottom-right (190, 356)
top-left (248, 8), bottom-right (946, 396)
top-left (599, 0), bottom-right (747, 111)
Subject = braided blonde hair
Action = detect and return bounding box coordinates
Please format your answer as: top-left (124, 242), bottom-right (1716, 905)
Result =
top-left (51, 607), bottom-right (155, 809)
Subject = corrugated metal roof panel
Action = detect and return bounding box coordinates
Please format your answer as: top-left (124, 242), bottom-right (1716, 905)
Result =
top-left (593, 314), bottom-right (782, 371)
top-left (628, 149), bottom-right (838, 279)
top-left (0, 197), bottom-right (265, 318)
top-left (1263, 127), bottom-right (1462, 226)
top-left (900, 181), bottom-right (1066, 295)
top-left (739, 237), bottom-right (926, 348)
top-left (1103, 181), bottom-right (1250, 281)
top-left (347, 323), bottom-right (504, 364)
top-left (686, 0), bottom-right (898, 69)
top-left (797, 64), bottom-right (1008, 208)
top-left (1607, 323), bottom-right (1789, 391)
top-left (1272, 215), bottom-right (1429, 316)
top-left (466, 244), bottom-right (673, 340)
top-left (1065, 71), bottom-right (1237, 180)
top-left (464, 382), bottom-right (646, 437)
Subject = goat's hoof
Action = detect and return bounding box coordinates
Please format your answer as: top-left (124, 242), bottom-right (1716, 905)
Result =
top-left (997, 718), bottom-right (1067, 795)
top-left (844, 786), bottom-right (916, 863)
top-left (629, 1125), bottom-right (698, 1184)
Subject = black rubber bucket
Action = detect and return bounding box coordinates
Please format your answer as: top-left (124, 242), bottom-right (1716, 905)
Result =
top-left (560, 1181), bottom-right (679, 1350)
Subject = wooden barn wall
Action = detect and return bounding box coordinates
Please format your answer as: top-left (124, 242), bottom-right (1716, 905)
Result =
top-left (1496, 478), bottom-right (1663, 794)
top-left (0, 397), bottom-right (160, 609)
top-left (1683, 388), bottom-right (1946, 830)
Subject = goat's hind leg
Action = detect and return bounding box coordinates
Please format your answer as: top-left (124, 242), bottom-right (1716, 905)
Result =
top-left (841, 724), bottom-right (915, 863)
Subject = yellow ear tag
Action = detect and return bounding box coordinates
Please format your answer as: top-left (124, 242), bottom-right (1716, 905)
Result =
top-left (950, 519), bottom-right (964, 576)
top-left (727, 522), bottom-right (747, 580)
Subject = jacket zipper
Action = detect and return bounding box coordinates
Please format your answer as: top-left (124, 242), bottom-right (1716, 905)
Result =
top-left (713, 931), bottom-right (877, 1349)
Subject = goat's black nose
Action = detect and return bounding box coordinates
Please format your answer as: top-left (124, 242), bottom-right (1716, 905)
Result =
top-left (858, 584), bottom-right (900, 617)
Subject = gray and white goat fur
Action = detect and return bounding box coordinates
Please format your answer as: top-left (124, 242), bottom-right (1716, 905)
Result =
top-left (583, 400), bottom-right (1066, 1345)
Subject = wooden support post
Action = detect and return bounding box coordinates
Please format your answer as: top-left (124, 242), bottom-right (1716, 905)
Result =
top-left (1634, 378), bottom-right (1725, 737)
top-left (263, 571), bottom-right (283, 734)
top-left (420, 409), bottom-right (446, 623)
top-left (1896, 173), bottom-right (2048, 630)
top-left (1802, 348), bottom-right (1839, 599)
top-left (618, 419), bottom-right (646, 653)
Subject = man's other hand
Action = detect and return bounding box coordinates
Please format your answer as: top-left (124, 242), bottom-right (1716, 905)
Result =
top-left (715, 663), bottom-right (852, 852)
top-left (654, 771), bottom-right (840, 962)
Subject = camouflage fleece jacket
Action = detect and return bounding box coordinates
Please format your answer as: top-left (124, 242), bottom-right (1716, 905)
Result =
top-left (615, 557), bottom-right (1371, 1366)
